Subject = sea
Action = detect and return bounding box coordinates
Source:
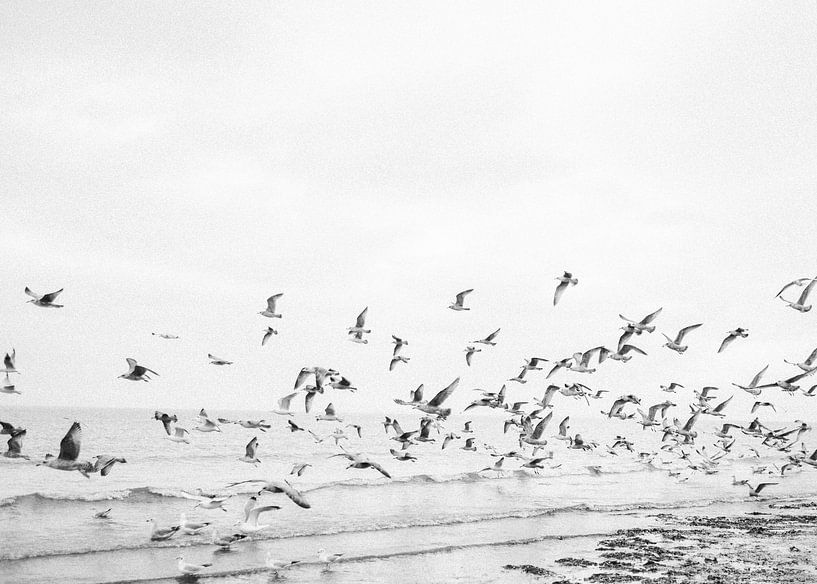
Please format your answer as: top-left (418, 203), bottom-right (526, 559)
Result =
top-left (1, 405), bottom-right (815, 583)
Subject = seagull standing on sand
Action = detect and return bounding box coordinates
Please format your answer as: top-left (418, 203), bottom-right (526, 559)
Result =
top-left (211, 528), bottom-right (247, 549)
top-left (553, 272), bottom-right (578, 305)
top-left (25, 287), bottom-right (64, 307)
top-left (148, 519), bottom-right (180, 541)
top-left (318, 548), bottom-right (344, 568)
top-left (449, 289), bottom-right (473, 311)
top-left (267, 553), bottom-right (301, 574)
top-left (176, 556), bottom-right (212, 575)
top-left (259, 293), bottom-right (283, 318)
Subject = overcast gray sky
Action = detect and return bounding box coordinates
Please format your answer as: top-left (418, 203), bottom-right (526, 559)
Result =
top-left (1, 2), bottom-right (815, 416)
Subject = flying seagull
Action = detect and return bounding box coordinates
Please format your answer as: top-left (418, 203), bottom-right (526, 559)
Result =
top-left (553, 272), bottom-right (578, 306)
top-left (259, 293), bottom-right (283, 318)
top-left (474, 328), bottom-right (501, 346)
top-left (619, 308), bottom-right (662, 333)
top-left (208, 354), bottom-right (233, 365)
top-left (663, 324), bottom-right (703, 353)
top-left (226, 479), bottom-right (311, 508)
top-left (449, 289), bottom-right (474, 311)
top-left (25, 287), bottom-right (64, 308)
top-left (119, 358), bottom-right (158, 382)
top-left (718, 328), bottom-right (749, 353)
top-left (40, 422), bottom-right (94, 476)
top-left (261, 327), bottom-right (278, 346)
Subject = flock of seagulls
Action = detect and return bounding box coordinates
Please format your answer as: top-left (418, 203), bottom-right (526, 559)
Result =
top-left (3, 273), bottom-right (817, 577)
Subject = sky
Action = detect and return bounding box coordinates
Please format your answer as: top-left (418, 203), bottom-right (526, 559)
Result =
top-left (1, 2), bottom-right (816, 419)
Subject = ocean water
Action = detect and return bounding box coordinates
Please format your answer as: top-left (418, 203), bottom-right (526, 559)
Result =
top-left (1, 405), bottom-right (814, 583)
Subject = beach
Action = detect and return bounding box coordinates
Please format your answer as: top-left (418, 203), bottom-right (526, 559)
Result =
top-left (2, 407), bottom-right (817, 583)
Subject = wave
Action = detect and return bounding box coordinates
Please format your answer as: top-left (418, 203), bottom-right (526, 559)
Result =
top-left (0, 463), bottom-right (678, 507)
top-left (6, 492), bottom-right (808, 562)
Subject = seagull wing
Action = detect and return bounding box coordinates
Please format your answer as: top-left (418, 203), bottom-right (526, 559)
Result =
top-left (675, 323), bottom-right (703, 344)
top-left (58, 422), bottom-right (82, 461)
top-left (713, 395), bottom-right (734, 413)
top-left (266, 293), bottom-right (283, 311)
top-left (639, 307), bottom-right (663, 325)
top-left (125, 358), bottom-right (138, 374)
top-left (531, 413), bottom-right (552, 439)
top-left (428, 377), bottom-right (460, 407)
top-left (455, 289), bottom-right (473, 305)
top-left (24, 287), bottom-right (41, 300)
top-left (324, 403), bottom-right (336, 417)
top-left (797, 278), bottom-right (817, 304)
top-left (246, 505), bottom-right (281, 526)
top-left (278, 393), bottom-right (297, 410)
top-left (717, 334), bottom-right (734, 354)
top-left (558, 416), bottom-right (570, 436)
top-left (304, 391), bottom-right (316, 413)
top-left (553, 281), bottom-right (569, 306)
top-left (750, 365), bottom-right (769, 388)
top-left (355, 307), bottom-right (368, 328)
top-left (40, 289), bottom-right (64, 303)
top-left (245, 437), bottom-right (258, 458)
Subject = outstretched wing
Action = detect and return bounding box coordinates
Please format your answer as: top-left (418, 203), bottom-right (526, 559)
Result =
top-left (355, 307), bottom-right (368, 328)
top-left (639, 307), bottom-right (663, 325)
top-left (40, 289), bottom-right (64, 303)
top-left (266, 293), bottom-right (283, 311)
top-left (553, 281), bottom-right (568, 306)
top-left (455, 289), bottom-right (473, 305)
top-left (675, 323), bottom-right (703, 344)
top-left (58, 422), bottom-right (82, 461)
top-left (428, 378), bottom-right (460, 407)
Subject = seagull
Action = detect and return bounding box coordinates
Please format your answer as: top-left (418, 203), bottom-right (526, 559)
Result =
top-left (194, 417), bottom-right (221, 433)
top-left (92, 455), bottom-right (127, 476)
top-left (261, 327), bottom-right (278, 346)
top-left (546, 358), bottom-right (574, 379)
top-left (266, 553), bottom-right (301, 574)
top-left (2, 349), bottom-right (18, 374)
top-left (785, 348), bottom-right (817, 372)
top-left (779, 277), bottom-right (816, 312)
top-left (0, 420), bottom-right (24, 435)
top-left (335, 451), bottom-right (392, 478)
top-left (0, 374), bottom-right (19, 395)
top-left (347, 307), bottom-right (370, 335)
top-left (480, 457), bottom-right (505, 475)
top-left (553, 271), bottom-right (578, 306)
top-left (118, 358), bottom-right (158, 382)
top-left (4, 429), bottom-right (26, 458)
top-left (287, 420), bottom-right (305, 433)
top-left (508, 367), bottom-right (529, 384)
top-left (776, 277), bottom-right (814, 299)
top-left (449, 289), bottom-right (473, 311)
top-left (226, 479), bottom-right (311, 508)
top-left (390, 448), bottom-right (418, 461)
top-left (663, 324), bottom-right (703, 353)
top-left (465, 346), bottom-right (481, 367)
top-left (147, 519), bottom-right (180, 541)
top-left (179, 513), bottom-right (211, 535)
top-left (732, 365), bottom-right (769, 396)
top-left (293, 366), bottom-right (336, 391)
top-left (346, 424), bottom-right (363, 438)
top-left (391, 335), bottom-right (409, 356)
top-left (208, 353), bottom-right (233, 365)
top-left (41, 422), bottom-right (94, 476)
top-left (259, 293), bottom-right (283, 318)
top-left (290, 463), bottom-right (311, 476)
top-left (755, 370), bottom-right (816, 392)
top-left (619, 308), bottom-right (662, 334)
top-left (181, 490), bottom-right (231, 511)
top-left (389, 355), bottom-right (410, 371)
top-left (235, 503), bottom-right (281, 533)
top-left (25, 287), bottom-right (64, 308)
top-left (718, 328), bottom-right (749, 353)
top-left (176, 556), bottom-right (212, 575)
top-left (168, 427), bottom-right (190, 443)
top-left (474, 328), bottom-right (501, 346)
top-left (461, 438), bottom-right (477, 451)
top-left (413, 377), bottom-right (459, 418)
top-left (317, 548), bottom-right (344, 568)
top-left (211, 528), bottom-right (248, 549)
top-left (154, 411), bottom-right (178, 435)
top-left (151, 332), bottom-right (179, 339)
top-left (519, 413), bottom-right (551, 446)
top-left (751, 401), bottom-right (776, 414)
top-left (273, 393), bottom-right (298, 415)
top-left (747, 482), bottom-right (777, 497)
top-left (606, 344), bottom-right (647, 362)
top-left (462, 421), bottom-right (474, 433)
top-left (394, 384), bottom-right (426, 406)
top-left (239, 437), bottom-right (260, 464)
top-left (316, 403), bottom-right (343, 422)
top-left (93, 508), bottom-right (112, 519)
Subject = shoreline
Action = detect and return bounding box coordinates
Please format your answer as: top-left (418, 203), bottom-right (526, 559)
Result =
top-left (4, 498), bottom-right (816, 584)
